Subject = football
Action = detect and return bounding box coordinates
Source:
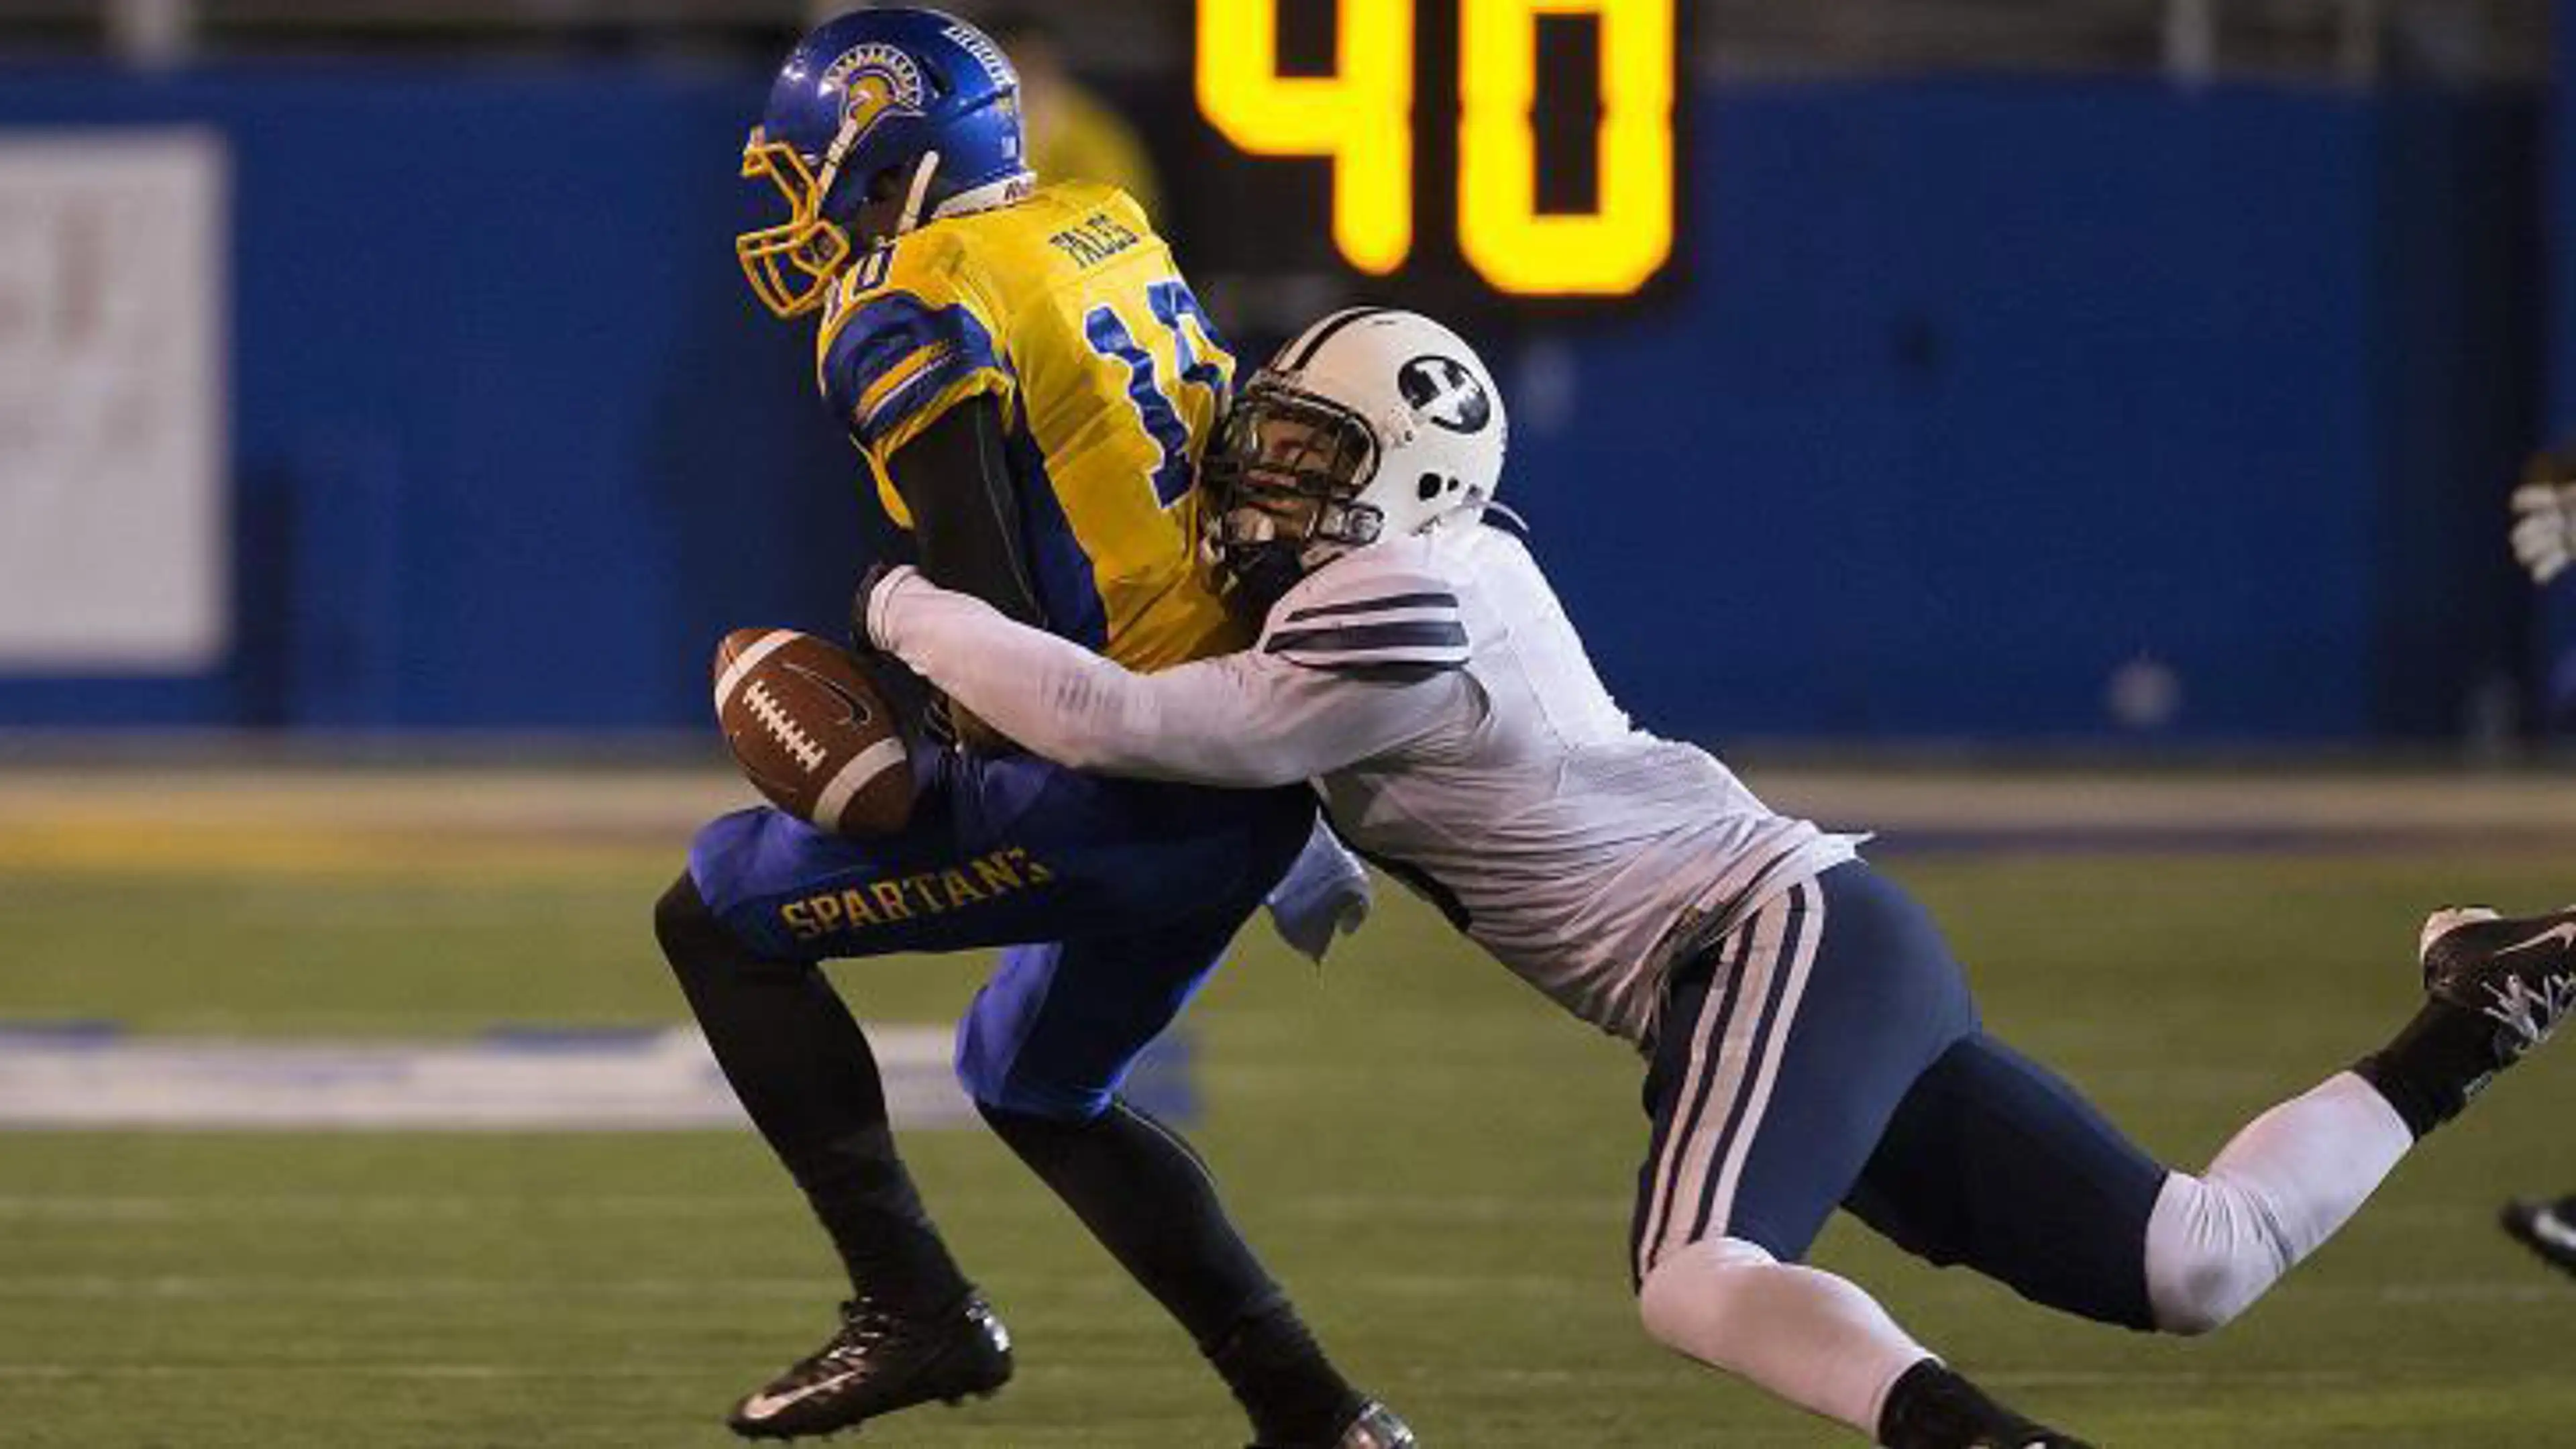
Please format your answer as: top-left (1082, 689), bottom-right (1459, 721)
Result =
top-left (711, 629), bottom-right (914, 835)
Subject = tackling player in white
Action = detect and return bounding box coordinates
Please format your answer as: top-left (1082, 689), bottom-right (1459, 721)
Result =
top-left (863, 309), bottom-right (2576, 1447)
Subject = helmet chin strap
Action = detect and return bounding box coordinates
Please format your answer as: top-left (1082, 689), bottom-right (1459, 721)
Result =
top-left (894, 150), bottom-right (943, 239)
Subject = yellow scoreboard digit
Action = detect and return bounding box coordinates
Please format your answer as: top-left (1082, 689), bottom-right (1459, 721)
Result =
top-left (1195, 0), bottom-right (1413, 276)
top-left (1196, 0), bottom-right (1678, 299)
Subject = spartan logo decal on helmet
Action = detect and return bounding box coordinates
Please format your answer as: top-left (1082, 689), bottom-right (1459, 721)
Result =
top-left (1397, 356), bottom-right (1492, 435)
top-left (737, 8), bottom-right (1032, 319)
top-left (822, 44), bottom-right (928, 150)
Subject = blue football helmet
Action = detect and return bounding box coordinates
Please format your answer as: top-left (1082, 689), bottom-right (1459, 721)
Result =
top-left (739, 7), bottom-right (1032, 318)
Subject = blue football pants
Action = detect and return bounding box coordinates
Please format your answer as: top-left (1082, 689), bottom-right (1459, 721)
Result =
top-left (688, 746), bottom-right (1316, 1120)
top-left (1632, 860), bottom-right (2169, 1330)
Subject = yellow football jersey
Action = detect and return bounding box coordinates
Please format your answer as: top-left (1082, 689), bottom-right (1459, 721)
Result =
top-left (815, 181), bottom-right (1246, 671)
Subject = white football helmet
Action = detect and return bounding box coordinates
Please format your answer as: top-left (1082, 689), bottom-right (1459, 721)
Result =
top-left (1201, 308), bottom-right (1508, 609)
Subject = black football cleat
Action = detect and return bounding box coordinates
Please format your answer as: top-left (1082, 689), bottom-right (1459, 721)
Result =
top-left (1945, 1417), bottom-right (2092, 1447)
top-left (2502, 1196), bottom-right (2576, 1279)
top-left (1249, 1398), bottom-right (1417, 1449)
top-left (727, 1292), bottom-right (1012, 1440)
top-left (1876, 1362), bottom-right (2091, 1449)
top-left (2419, 906), bottom-right (2576, 1083)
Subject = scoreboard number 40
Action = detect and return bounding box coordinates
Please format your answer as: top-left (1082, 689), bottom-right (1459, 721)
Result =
top-left (1195, 0), bottom-right (1677, 298)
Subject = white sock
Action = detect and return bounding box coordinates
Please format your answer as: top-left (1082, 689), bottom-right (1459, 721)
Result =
top-left (2144, 1070), bottom-right (2414, 1334)
top-left (1639, 1235), bottom-right (1933, 1438)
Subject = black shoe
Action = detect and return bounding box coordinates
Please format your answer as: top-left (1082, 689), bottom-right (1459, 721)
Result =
top-left (1249, 1399), bottom-right (1416, 1449)
top-left (1878, 1362), bottom-right (2090, 1449)
top-left (2420, 906), bottom-right (2576, 1077)
top-left (2503, 1196), bottom-right (2576, 1279)
top-left (727, 1292), bottom-right (1012, 1440)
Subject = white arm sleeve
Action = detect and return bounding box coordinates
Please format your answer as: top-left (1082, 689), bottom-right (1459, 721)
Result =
top-left (870, 568), bottom-right (1466, 788)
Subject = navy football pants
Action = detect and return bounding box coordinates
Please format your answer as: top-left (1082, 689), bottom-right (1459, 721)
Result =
top-left (1632, 860), bottom-right (2168, 1330)
top-left (689, 745), bottom-right (1315, 1120)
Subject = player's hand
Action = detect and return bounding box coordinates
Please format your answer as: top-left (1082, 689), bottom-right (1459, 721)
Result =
top-left (2511, 482), bottom-right (2576, 584)
top-left (854, 564), bottom-right (1021, 755)
top-left (928, 694), bottom-right (1020, 755)
top-left (1265, 822), bottom-right (1373, 965)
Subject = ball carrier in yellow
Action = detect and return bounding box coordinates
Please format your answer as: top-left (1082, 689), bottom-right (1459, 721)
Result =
top-left (663, 9), bottom-right (1405, 1445)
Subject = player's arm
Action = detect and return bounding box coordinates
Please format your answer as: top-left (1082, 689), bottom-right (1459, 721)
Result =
top-left (819, 257), bottom-right (1037, 619)
top-left (865, 567), bottom-right (1469, 786)
top-left (879, 395), bottom-right (1044, 626)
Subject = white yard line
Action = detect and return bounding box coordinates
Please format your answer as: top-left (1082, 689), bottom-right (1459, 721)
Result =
top-left (0, 1028), bottom-right (975, 1131)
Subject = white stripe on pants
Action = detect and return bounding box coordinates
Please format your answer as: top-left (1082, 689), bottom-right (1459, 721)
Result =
top-left (1635, 881), bottom-right (1829, 1281)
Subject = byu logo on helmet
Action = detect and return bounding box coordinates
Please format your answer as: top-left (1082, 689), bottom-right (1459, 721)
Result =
top-left (1398, 356), bottom-right (1493, 435)
top-left (822, 44), bottom-right (928, 148)
top-left (1203, 310), bottom-right (1509, 613)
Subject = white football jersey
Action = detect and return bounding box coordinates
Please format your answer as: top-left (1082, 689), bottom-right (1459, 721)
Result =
top-left (872, 521), bottom-right (1860, 1047)
top-left (1248, 524), bottom-right (1858, 1044)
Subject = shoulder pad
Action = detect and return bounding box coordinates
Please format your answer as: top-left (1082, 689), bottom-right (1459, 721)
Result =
top-left (869, 225), bottom-right (975, 300)
top-left (1086, 182), bottom-right (1151, 234)
top-left (1030, 178), bottom-right (1144, 227)
top-left (818, 284), bottom-right (1010, 454)
top-left (1258, 546), bottom-right (1468, 673)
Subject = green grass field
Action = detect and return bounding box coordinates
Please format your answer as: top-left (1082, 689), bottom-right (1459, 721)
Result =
top-left (3, 771), bottom-right (2573, 1447)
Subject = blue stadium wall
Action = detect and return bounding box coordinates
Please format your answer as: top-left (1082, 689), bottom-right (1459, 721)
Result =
top-left (0, 66), bottom-right (2541, 741)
